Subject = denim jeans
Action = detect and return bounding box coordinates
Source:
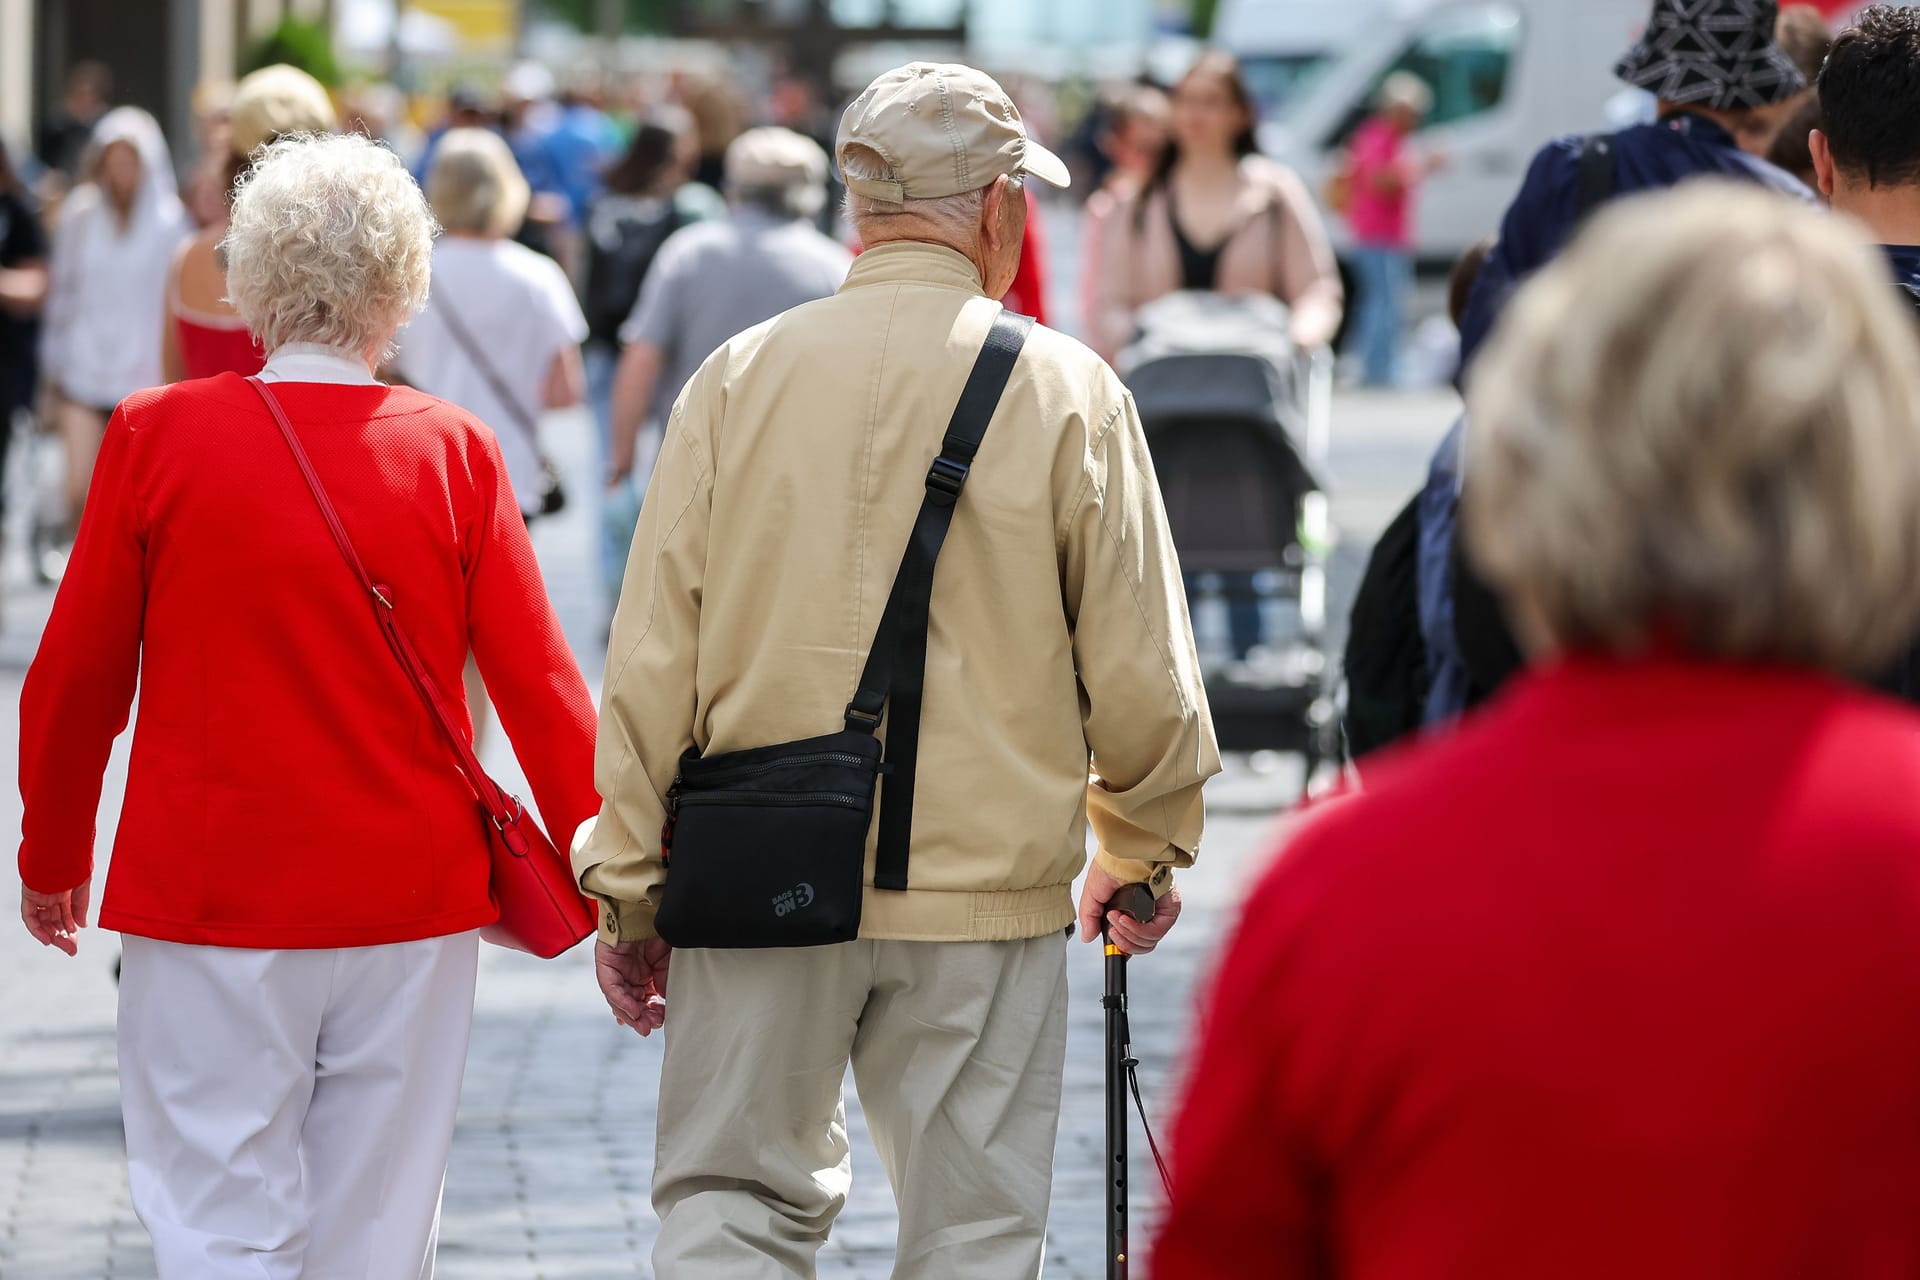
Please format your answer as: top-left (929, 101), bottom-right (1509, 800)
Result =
top-left (1350, 245), bottom-right (1413, 389)
top-left (583, 342), bottom-right (629, 600)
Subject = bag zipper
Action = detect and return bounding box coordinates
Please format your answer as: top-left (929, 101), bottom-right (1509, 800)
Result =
top-left (685, 751), bottom-right (871, 783)
top-left (675, 788), bottom-right (869, 809)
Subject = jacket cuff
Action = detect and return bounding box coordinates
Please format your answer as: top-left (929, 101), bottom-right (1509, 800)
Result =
top-left (593, 895), bottom-right (658, 945)
top-left (1093, 850), bottom-right (1177, 899)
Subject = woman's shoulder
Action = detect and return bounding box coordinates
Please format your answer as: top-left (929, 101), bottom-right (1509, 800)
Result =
top-left (1241, 154), bottom-right (1312, 197)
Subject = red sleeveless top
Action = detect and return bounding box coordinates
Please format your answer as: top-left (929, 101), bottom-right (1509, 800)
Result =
top-left (172, 303), bottom-right (265, 381)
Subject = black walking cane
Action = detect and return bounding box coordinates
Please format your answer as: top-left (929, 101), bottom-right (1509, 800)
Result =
top-left (1103, 882), bottom-right (1166, 1280)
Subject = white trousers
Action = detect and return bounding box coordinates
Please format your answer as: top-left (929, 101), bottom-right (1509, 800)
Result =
top-left (652, 935), bottom-right (1070, 1280)
top-left (117, 932), bottom-right (480, 1280)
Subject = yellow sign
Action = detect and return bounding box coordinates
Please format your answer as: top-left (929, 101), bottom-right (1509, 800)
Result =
top-left (407, 0), bottom-right (519, 52)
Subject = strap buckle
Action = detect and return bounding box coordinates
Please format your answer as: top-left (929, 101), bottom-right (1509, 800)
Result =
top-left (925, 456), bottom-right (969, 504)
top-left (844, 703), bottom-right (883, 731)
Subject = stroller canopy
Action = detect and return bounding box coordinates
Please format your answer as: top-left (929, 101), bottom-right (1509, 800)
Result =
top-left (1119, 292), bottom-right (1305, 437)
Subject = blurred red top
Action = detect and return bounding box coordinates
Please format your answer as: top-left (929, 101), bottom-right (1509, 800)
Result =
top-left (1156, 653), bottom-right (1920, 1278)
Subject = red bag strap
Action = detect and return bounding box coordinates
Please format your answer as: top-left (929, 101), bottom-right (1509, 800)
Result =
top-left (245, 376), bottom-right (528, 844)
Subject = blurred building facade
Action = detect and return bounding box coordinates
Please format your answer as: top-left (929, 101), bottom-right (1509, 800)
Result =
top-left (1, 0), bottom-right (339, 166)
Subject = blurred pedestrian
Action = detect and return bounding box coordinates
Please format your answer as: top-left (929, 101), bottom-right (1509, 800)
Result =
top-left (1458, 0), bottom-right (1812, 372)
top-left (179, 81), bottom-right (236, 231)
top-left (1813, 8), bottom-right (1920, 292)
top-left (602, 126), bottom-right (839, 596)
top-left (576, 61), bottom-right (1217, 1279)
top-left (1089, 51), bottom-right (1343, 363)
top-left (547, 75), bottom-right (624, 229)
top-left (1341, 72), bottom-right (1441, 387)
top-left (1080, 84), bottom-right (1170, 332)
top-left (1760, 6), bottom-right (1835, 181)
top-left (582, 109), bottom-right (723, 590)
top-left (162, 65), bottom-right (338, 385)
top-left (1157, 183), bottom-right (1920, 1280)
top-left (678, 74), bottom-right (746, 190)
top-left (35, 61), bottom-right (113, 185)
top-left (38, 107), bottom-right (185, 573)
top-left (0, 137), bottom-right (49, 625)
top-left (396, 126), bottom-right (587, 525)
top-left (17, 132), bottom-right (598, 1280)
top-left (1447, 0), bottom-right (1814, 702)
top-left (1811, 4), bottom-right (1920, 699)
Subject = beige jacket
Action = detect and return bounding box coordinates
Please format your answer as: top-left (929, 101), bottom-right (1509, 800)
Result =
top-left (1089, 156), bottom-right (1344, 363)
top-left (573, 241), bottom-right (1221, 945)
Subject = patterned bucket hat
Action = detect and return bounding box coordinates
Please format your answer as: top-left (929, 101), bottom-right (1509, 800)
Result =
top-left (1615, 0), bottom-right (1807, 109)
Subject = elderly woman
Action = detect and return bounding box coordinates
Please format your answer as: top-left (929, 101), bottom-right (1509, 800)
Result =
top-left (393, 126), bottom-right (587, 525)
top-left (162, 64), bottom-right (337, 383)
top-left (17, 134), bottom-right (598, 1278)
top-left (1155, 185), bottom-right (1920, 1278)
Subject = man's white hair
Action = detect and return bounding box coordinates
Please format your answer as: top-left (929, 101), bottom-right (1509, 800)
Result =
top-left (222, 132), bottom-right (436, 356)
top-left (840, 142), bottom-right (1007, 245)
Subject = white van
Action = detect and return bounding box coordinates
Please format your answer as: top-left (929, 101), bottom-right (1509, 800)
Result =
top-left (1215, 0), bottom-right (1385, 114)
top-left (1260, 0), bottom-right (1650, 271)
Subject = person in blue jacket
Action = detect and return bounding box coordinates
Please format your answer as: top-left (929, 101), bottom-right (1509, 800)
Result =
top-left (1446, 0), bottom-right (1816, 701)
top-left (1457, 0), bottom-right (1813, 374)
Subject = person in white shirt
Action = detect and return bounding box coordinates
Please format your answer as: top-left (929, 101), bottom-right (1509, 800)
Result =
top-left (39, 106), bottom-right (186, 556)
top-left (393, 127), bottom-right (587, 523)
top-left (392, 127), bottom-right (588, 737)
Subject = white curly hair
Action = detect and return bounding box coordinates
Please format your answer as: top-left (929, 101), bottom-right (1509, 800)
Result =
top-left (222, 132), bottom-right (437, 357)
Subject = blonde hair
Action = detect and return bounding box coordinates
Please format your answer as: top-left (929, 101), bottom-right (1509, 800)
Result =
top-left (222, 133), bottom-right (436, 357)
top-left (425, 127), bottom-right (530, 238)
top-left (1464, 182), bottom-right (1920, 675)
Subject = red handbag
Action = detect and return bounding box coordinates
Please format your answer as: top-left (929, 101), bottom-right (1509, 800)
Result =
top-left (247, 376), bottom-right (596, 958)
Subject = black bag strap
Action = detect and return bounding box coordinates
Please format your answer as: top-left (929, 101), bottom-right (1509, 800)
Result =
top-left (846, 307), bottom-right (1034, 891)
top-left (432, 296), bottom-right (546, 450)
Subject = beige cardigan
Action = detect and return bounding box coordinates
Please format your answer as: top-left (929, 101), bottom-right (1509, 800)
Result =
top-left (1088, 156), bottom-right (1344, 363)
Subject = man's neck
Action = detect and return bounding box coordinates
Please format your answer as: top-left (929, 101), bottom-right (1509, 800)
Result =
top-left (1832, 180), bottom-right (1920, 248)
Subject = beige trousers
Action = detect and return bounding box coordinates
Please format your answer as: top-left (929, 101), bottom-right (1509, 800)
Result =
top-left (652, 934), bottom-right (1070, 1280)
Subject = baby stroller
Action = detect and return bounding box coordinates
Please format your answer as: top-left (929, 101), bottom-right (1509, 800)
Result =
top-left (1119, 292), bottom-right (1336, 785)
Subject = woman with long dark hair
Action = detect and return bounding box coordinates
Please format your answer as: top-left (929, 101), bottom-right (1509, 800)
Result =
top-left (1089, 51), bottom-right (1342, 362)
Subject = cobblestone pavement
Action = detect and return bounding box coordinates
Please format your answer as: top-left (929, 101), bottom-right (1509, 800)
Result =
top-left (0, 384), bottom-right (1452, 1278)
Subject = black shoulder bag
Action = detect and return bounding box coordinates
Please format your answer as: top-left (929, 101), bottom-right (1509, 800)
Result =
top-left (654, 309), bottom-right (1035, 949)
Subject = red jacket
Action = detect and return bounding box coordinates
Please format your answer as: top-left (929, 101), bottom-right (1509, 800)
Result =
top-left (1156, 655), bottom-right (1920, 1279)
top-left (18, 375), bottom-right (599, 949)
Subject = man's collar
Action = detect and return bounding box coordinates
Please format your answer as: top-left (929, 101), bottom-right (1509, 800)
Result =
top-left (1657, 108), bottom-right (1737, 150)
top-left (840, 240), bottom-right (986, 297)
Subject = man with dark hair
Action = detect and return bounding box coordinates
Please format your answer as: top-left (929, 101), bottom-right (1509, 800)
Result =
top-left (1811, 5), bottom-right (1920, 292)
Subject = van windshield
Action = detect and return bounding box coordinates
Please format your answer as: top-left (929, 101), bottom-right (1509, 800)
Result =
top-left (1278, 3), bottom-right (1524, 143)
top-left (1240, 53), bottom-right (1337, 118)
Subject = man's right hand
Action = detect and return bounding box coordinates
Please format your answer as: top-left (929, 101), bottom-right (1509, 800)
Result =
top-left (1077, 861), bottom-right (1181, 957)
top-left (596, 937), bottom-right (670, 1036)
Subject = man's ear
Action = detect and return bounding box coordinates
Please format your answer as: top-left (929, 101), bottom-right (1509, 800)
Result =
top-left (981, 174), bottom-right (1011, 254)
top-left (1809, 128), bottom-right (1838, 199)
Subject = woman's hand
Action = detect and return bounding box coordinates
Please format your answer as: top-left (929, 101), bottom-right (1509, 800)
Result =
top-left (596, 937), bottom-right (670, 1036)
top-left (20, 880), bottom-right (91, 956)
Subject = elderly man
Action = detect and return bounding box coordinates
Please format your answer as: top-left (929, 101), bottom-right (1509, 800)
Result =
top-left (605, 125), bottom-right (852, 490)
top-left (575, 62), bottom-right (1219, 1278)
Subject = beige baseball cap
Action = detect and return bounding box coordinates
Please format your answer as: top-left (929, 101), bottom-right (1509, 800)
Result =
top-left (725, 126), bottom-right (829, 190)
top-left (836, 62), bottom-right (1070, 203)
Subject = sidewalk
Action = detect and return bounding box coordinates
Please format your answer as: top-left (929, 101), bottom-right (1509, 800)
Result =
top-left (0, 406), bottom-right (1300, 1279)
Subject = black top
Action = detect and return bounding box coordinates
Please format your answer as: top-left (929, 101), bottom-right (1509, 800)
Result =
top-left (1166, 190), bottom-right (1227, 292)
top-left (0, 187), bottom-right (49, 413)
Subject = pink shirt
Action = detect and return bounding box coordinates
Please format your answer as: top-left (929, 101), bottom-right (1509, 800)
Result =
top-left (1346, 117), bottom-right (1417, 249)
